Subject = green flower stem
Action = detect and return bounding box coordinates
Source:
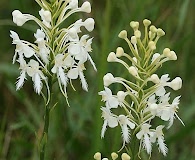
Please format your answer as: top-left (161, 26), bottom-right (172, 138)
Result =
top-left (39, 102), bottom-right (50, 160)
top-left (130, 136), bottom-right (140, 160)
top-left (39, 78), bottom-right (53, 160)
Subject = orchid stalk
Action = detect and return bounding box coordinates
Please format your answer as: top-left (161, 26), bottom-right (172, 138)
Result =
top-left (96, 19), bottom-right (183, 160)
top-left (10, 0), bottom-right (95, 159)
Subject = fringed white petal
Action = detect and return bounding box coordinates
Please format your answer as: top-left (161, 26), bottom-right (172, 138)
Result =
top-left (79, 71), bottom-right (88, 91)
top-left (143, 134), bottom-right (152, 154)
top-left (16, 71), bottom-right (26, 90)
top-left (58, 67), bottom-right (67, 87)
top-left (88, 54), bottom-right (97, 71)
top-left (158, 137), bottom-right (168, 156)
top-left (34, 73), bottom-right (42, 94)
top-left (121, 125), bottom-right (130, 143)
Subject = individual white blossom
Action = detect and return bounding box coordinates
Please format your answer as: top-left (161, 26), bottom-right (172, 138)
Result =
top-left (150, 125), bottom-right (168, 156)
top-left (101, 107), bottom-right (118, 138)
top-left (99, 87), bottom-right (119, 109)
top-left (51, 54), bottom-right (70, 87)
top-left (155, 74), bottom-right (170, 96)
top-left (26, 60), bottom-right (46, 94)
top-left (39, 9), bottom-right (52, 28)
top-left (10, 31), bottom-right (34, 63)
top-left (118, 115), bottom-right (135, 144)
top-left (67, 63), bottom-right (88, 91)
top-left (68, 35), bottom-right (96, 70)
top-left (34, 29), bottom-right (50, 64)
top-left (136, 124), bottom-right (153, 154)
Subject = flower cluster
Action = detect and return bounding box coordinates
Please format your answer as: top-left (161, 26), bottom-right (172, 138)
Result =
top-left (11, 0), bottom-right (95, 102)
top-left (99, 19), bottom-right (183, 157)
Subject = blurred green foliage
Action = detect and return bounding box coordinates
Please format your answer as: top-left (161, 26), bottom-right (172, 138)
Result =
top-left (0, 0), bottom-right (195, 159)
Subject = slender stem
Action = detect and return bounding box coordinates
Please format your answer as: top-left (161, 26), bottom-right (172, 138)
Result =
top-left (39, 77), bottom-right (53, 160)
top-left (40, 103), bottom-right (50, 160)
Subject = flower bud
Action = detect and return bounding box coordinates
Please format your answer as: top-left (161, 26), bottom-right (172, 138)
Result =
top-left (151, 53), bottom-right (161, 63)
top-left (103, 73), bottom-right (115, 86)
top-left (118, 30), bottom-right (127, 39)
top-left (157, 28), bottom-right (165, 37)
top-left (150, 25), bottom-right (157, 33)
top-left (68, 27), bottom-right (77, 39)
top-left (121, 153), bottom-right (131, 160)
top-left (148, 41), bottom-right (156, 50)
top-left (169, 51), bottom-right (177, 60)
top-left (102, 158), bottom-right (109, 160)
top-left (163, 48), bottom-right (171, 57)
top-left (84, 18), bottom-right (95, 32)
top-left (131, 36), bottom-right (137, 44)
top-left (69, 0), bottom-right (78, 9)
top-left (111, 152), bottom-right (118, 160)
top-left (107, 52), bottom-right (117, 62)
top-left (12, 10), bottom-right (27, 26)
top-left (94, 152), bottom-right (101, 160)
top-left (134, 30), bottom-right (141, 38)
top-left (149, 31), bottom-right (156, 40)
top-left (80, 1), bottom-right (91, 13)
top-left (130, 21), bottom-right (139, 30)
top-left (116, 47), bottom-right (124, 57)
top-left (128, 66), bottom-right (138, 77)
top-left (39, 9), bottom-right (51, 23)
top-left (117, 91), bottom-right (126, 103)
top-left (150, 74), bottom-right (160, 84)
top-left (170, 77), bottom-right (182, 90)
top-left (143, 19), bottom-right (151, 27)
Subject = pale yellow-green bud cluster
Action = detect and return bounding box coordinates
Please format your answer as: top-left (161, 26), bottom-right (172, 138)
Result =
top-left (113, 19), bottom-right (178, 77)
top-left (94, 152), bottom-right (130, 160)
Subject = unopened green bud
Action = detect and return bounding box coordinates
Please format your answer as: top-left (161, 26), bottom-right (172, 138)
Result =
top-left (169, 51), bottom-right (177, 60)
top-left (148, 41), bottom-right (156, 50)
top-left (170, 77), bottom-right (182, 90)
top-left (150, 74), bottom-right (160, 83)
top-left (107, 52), bottom-right (117, 62)
top-left (134, 30), bottom-right (141, 38)
top-left (143, 19), bottom-right (151, 27)
top-left (111, 152), bottom-right (118, 160)
top-left (130, 21), bottom-right (139, 30)
top-left (131, 36), bottom-right (137, 44)
top-left (150, 25), bottom-right (157, 33)
top-left (118, 30), bottom-right (127, 39)
top-left (116, 47), bottom-right (124, 57)
top-left (128, 66), bottom-right (138, 77)
top-left (94, 152), bottom-right (101, 160)
top-left (121, 153), bottom-right (131, 160)
top-left (163, 48), bottom-right (171, 57)
top-left (157, 28), bottom-right (165, 37)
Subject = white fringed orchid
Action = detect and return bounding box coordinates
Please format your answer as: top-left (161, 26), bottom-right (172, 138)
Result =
top-left (99, 19), bottom-right (183, 158)
top-left (11, 0), bottom-right (95, 102)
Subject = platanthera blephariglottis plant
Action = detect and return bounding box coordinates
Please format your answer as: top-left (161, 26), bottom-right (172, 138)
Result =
top-left (97, 19), bottom-right (183, 159)
top-left (10, 0), bottom-right (95, 159)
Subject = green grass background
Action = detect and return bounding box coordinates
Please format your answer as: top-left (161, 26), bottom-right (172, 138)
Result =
top-left (0, 0), bottom-right (195, 159)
